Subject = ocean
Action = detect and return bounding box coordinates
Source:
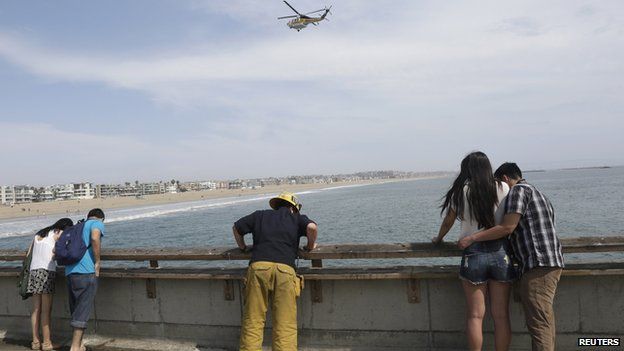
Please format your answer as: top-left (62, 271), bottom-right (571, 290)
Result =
top-left (1, 167), bottom-right (623, 267)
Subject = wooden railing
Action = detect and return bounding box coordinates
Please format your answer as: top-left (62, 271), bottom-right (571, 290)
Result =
top-left (1, 236), bottom-right (623, 262)
top-left (1, 236), bottom-right (623, 303)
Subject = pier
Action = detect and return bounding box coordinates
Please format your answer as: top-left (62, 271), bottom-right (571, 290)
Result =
top-left (0, 236), bottom-right (623, 350)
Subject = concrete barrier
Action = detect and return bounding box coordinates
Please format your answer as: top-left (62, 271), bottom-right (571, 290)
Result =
top-left (1, 237), bottom-right (623, 350)
top-left (0, 266), bottom-right (623, 351)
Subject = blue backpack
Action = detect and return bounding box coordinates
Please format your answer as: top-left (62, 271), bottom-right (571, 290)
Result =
top-left (55, 220), bottom-right (88, 266)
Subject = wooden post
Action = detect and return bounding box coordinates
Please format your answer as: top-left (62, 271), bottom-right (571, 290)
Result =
top-left (224, 280), bottom-right (235, 301)
top-left (407, 279), bottom-right (420, 303)
top-left (146, 260), bottom-right (159, 299)
top-left (311, 259), bottom-right (323, 303)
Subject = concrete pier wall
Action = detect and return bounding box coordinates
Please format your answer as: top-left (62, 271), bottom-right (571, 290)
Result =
top-left (0, 269), bottom-right (622, 350)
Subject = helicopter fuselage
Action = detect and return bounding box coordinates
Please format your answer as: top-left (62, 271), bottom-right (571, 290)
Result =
top-left (287, 17), bottom-right (321, 31)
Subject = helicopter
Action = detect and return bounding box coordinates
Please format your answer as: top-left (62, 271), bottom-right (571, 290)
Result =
top-left (278, 1), bottom-right (332, 31)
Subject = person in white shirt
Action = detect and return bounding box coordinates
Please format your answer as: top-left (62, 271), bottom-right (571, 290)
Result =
top-left (433, 152), bottom-right (517, 351)
top-left (27, 218), bottom-right (73, 351)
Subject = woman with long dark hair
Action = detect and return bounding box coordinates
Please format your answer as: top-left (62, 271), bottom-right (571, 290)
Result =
top-left (27, 218), bottom-right (73, 351)
top-left (433, 151), bottom-right (516, 351)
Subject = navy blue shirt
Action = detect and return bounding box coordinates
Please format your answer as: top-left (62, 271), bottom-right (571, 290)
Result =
top-left (235, 207), bottom-right (315, 268)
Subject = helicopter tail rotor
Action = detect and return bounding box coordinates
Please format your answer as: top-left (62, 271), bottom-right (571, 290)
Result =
top-left (320, 5), bottom-right (332, 20)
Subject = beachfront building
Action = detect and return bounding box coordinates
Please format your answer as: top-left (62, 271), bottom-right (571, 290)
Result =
top-left (139, 182), bottom-right (166, 196)
top-left (228, 180), bottom-right (243, 189)
top-left (260, 178), bottom-right (278, 187)
top-left (118, 183), bottom-right (139, 197)
top-left (55, 184), bottom-right (75, 200)
top-left (179, 181), bottom-right (217, 192)
top-left (0, 186), bottom-right (10, 205)
top-left (0, 186), bottom-right (35, 205)
top-left (96, 184), bottom-right (120, 198)
top-left (246, 180), bottom-right (261, 189)
top-left (95, 182), bottom-right (168, 198)
top-left (73, 182), bottom-right (95, 199)
top-left (39, 187), bottom-right (55, 202)
top-left (200, 181), bottom-right (217, 190)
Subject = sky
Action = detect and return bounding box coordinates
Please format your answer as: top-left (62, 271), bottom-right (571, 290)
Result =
top-left (0, 0), bottom-right (623, 185)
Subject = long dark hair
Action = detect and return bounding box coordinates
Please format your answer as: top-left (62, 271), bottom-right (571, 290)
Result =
top-left (35, 218), bottom-right (74, 238)
top-left (440, 151), bottom-right (500, 229)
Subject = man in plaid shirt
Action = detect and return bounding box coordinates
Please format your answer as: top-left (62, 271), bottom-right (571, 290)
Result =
top-left (459, 162), bottom-right (564, 351)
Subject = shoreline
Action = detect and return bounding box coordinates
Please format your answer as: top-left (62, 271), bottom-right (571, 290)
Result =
top-left (0, 177), bottom-right (445, 221)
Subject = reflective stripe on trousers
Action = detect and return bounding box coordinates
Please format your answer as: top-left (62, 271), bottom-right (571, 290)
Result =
top-left (239, 261), bottom-right (300, 351)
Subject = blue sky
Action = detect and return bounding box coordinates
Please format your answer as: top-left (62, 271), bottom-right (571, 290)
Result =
top-left (1, 1), bottom-right (623, 185)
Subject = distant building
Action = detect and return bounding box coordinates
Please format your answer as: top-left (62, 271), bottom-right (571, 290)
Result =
top-left (96, 184), bottom-right (121, 198)
top-left (246, 180), bottom-right (261, 189)
top-left (139, 182), bottom-right (165, 195)
top-left (40, 187), bottom-right (55, 202)
top-left (200, 181), bottom-right (217, 190)
top-left (166, 183), bottom-right (178, 194)
top-left (260, 178), bottom-right (279, 187)
top-left (0, 185), bottom-right (34, 205)
top-left (55, 184), bottom-right (75, 200)
top-left (73, 183), bottom-right (95, 199)
top-left (228, 181), bottom-right (243, 189)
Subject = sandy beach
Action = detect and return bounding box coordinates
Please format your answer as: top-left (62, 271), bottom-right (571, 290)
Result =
top-left (0, 178), bottom-right (436, 220)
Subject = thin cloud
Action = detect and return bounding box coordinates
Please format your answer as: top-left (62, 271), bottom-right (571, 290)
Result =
top-left (0, 1), bottom-right (623, 183)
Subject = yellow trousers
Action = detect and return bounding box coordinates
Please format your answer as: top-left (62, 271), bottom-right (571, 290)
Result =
top-left (240, 261), bottom-right (301, 351)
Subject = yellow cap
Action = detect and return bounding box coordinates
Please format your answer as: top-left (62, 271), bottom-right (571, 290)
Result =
top-left (269, 192), bottom-right (302, 212)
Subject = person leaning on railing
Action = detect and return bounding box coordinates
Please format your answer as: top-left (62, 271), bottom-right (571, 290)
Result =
top-left (459, 163), bottom-right (564, 351)
top-left (232, 192), bottom-right (318, 351)
top-left (434, 151), bottom-right (516, 351)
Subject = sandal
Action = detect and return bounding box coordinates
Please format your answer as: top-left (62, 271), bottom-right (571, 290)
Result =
top-left (31, 341), bottom-right (41, 350)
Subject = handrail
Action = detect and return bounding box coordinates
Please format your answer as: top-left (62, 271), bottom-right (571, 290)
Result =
top-left (0, 235), bottom-right (622, 262)
top-left (1, 262), bottom-right (624, 280)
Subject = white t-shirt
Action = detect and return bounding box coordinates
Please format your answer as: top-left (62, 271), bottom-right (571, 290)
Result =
top-left (458, 182), bottom-right (510, 239)
top-left (30, 231), bottom-right (57, 271)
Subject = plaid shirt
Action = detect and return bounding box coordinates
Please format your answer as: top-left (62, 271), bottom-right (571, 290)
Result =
top-left (505, 180), bottom-right (564, 274)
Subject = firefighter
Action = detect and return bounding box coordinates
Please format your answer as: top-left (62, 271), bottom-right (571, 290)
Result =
top-left (233, 192), bottom-right (318, 351)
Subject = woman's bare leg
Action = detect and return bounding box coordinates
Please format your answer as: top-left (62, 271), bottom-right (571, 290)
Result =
top-left (488, 281), bottom-right (512, 351)
top-left (462, 280), bottom-right (488, 351)
top-left (41, 294), bottom-right (54, 345)
top-left (31, 294), bottom-right (42, 344)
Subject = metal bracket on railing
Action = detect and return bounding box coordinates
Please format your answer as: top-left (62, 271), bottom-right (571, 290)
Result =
top-left (407, 279), bottom-right (420, 303)
top-left (311, 259), bottom-right (323, 303)
top-left (146, 260), bottom-right (159, 299)
top-left (224, 280), bottom-right (235, 301)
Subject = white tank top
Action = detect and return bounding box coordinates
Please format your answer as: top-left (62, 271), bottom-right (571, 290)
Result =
top-left (30, 231), bottom-right (57, 271)
top-left (459, 182), bottom-right (510, 239)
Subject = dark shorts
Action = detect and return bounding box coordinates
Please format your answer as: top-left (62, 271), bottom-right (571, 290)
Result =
top-left (459, 238), bottom-right (517, 285)
top-left (67, 273), bottom-right (98, 329)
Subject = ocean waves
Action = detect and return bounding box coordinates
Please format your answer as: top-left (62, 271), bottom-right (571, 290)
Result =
top-left (0, 182), bottom-right (379, 240)
top-left (0, 194), bottom-right (272, 239)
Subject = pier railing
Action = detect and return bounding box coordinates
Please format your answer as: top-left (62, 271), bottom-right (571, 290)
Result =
top-left (1, 235), bottom-right (623, 262)
top-left (0, 236), bottom-right (623, 302)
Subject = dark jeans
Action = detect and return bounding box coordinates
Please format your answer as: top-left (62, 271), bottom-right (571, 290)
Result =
top-left (460, 238), bottom-right (517, 284)
top-left (67, 273), bottom-right (98, 329)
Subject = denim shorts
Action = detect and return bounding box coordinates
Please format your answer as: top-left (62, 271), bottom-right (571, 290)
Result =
top-left (67, 273), bottom-right (98, 329)
top-left (459, 239), bottom-right (517, 285)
